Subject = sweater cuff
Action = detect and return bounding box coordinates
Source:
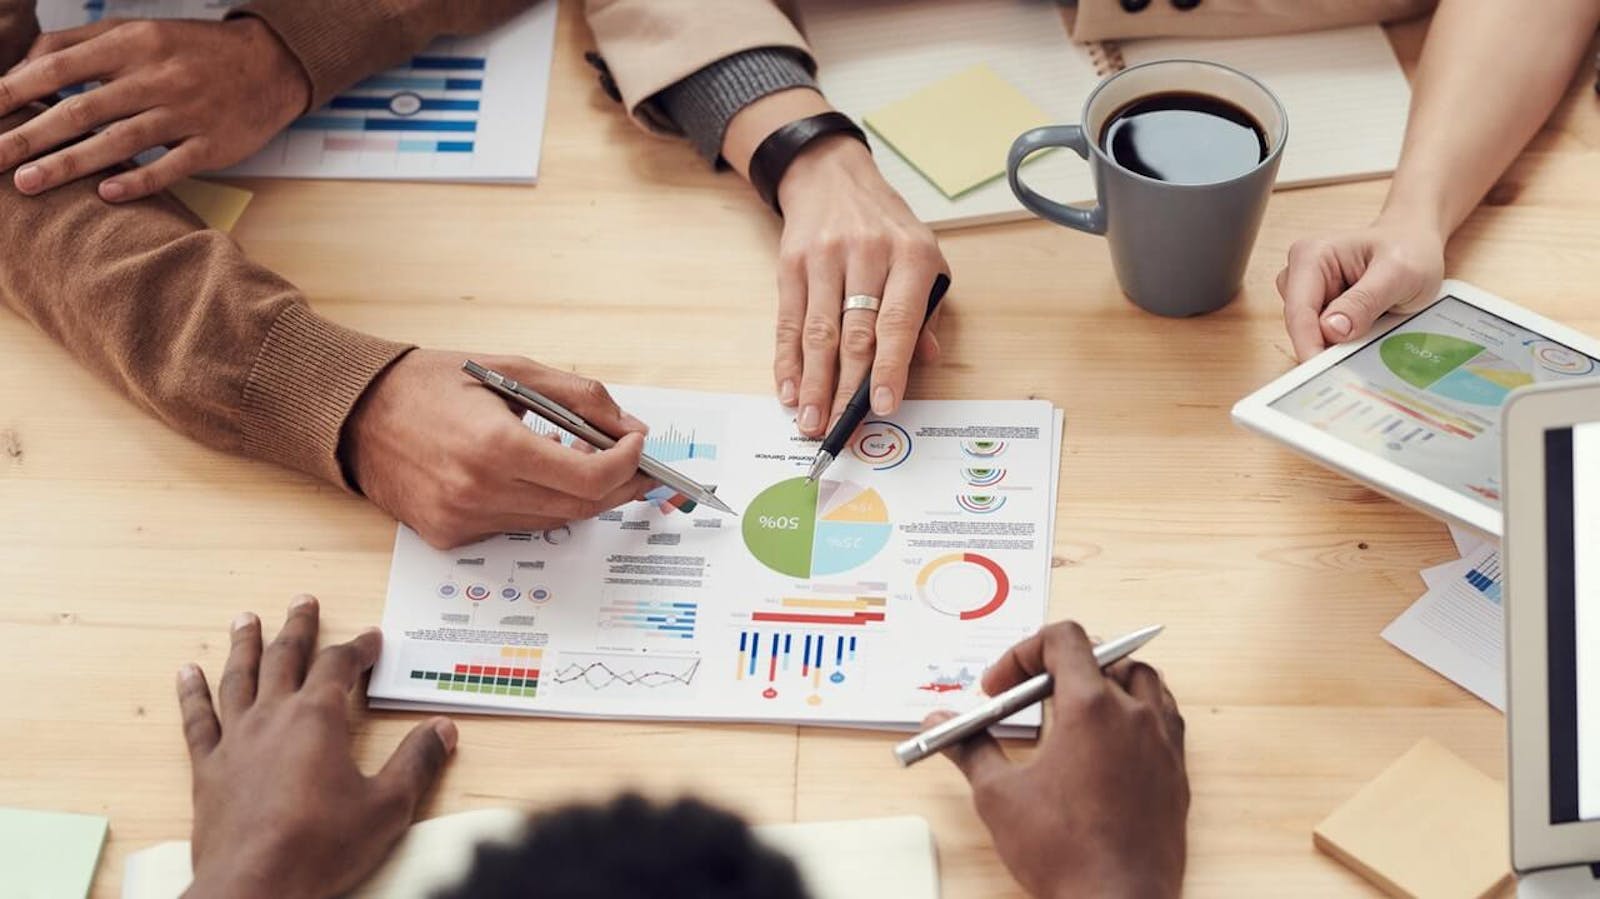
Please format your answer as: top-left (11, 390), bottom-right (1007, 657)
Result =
top-left (240, 303), bottom-right (413, 490)
top-left (229, 1), bottom-right (392, 111)
top-left (656, 48), bottom-right (818, 164)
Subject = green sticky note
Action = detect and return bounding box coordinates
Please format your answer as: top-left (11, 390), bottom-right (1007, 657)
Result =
top-left (865, 65), bottom-right (1054, 199)
top-left (0, 807), bottom-right (109, 898)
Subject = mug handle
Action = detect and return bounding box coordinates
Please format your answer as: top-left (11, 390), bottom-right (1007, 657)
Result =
top-left (1006, 125), bottom-right (1107, 236)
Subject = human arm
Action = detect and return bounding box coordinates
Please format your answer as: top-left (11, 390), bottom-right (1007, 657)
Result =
top-left (1278, 0), bottom-right (1600, 359)
top-left (0, 0), bottom-right (533, 200)
top-left (584, 0), bottom-right (948, 437)
top-left (177, 597), bottom-right (457, 899)
top-left (0, 5), bottom-right (651, 549)
top-left (929, 622), bottom-right (1189, 899)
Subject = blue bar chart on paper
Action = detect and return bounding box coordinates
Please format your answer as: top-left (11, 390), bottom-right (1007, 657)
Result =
top-left (37, 0), bottom-right (558, 182)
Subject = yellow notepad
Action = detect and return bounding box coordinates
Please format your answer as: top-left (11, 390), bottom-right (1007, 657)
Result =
top-left (1314, 738), bottom-right (1512, 898)
top-left (168, 178), bottom-right (254, 233)
top-left (865, 64), bottom-right (1053, 200)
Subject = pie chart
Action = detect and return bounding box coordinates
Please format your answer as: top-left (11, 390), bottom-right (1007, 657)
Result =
top-left (743, 477), bottom-right (893, 579)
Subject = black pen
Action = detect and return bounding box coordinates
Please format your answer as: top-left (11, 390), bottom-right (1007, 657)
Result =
top-left (805, 273), bottom-right (951, 483)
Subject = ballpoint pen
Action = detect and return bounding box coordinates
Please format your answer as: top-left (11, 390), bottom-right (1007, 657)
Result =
top-left (891, 624), bottom-right (1164, 767)
top-left (805, 273), bottom-right (952, 483)
top-left (462, 360), bottom-right (736, 516)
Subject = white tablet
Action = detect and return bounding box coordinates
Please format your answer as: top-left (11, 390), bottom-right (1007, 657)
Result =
top-left (1232, 280), bottom-right (1600, 537)
top-left (1504, 383), bottom-right (1600, 875)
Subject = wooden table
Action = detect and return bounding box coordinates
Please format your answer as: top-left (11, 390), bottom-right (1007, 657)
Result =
top-left (3, 6), bottom-right (1597, 895)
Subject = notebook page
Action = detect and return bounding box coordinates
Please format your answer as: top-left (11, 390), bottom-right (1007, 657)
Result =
top-left (1118, 26), bottom-right (1411, 188)
top-left (796, 0), bottom-right (1104, 229)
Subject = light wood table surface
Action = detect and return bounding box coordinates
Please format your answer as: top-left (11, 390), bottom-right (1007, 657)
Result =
top-left (3, 6), bottom-right (1597, 896)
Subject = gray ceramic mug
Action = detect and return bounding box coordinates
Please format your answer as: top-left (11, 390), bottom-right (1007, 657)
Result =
top-left (1006, 59), bottom-right (1287, 317)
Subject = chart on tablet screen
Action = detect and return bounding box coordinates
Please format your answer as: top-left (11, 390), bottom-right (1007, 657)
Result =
top-left (1272, 297), bottom-right (1600, 505)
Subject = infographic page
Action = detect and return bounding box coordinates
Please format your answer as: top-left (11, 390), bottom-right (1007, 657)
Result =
top-left (371, 387), bottom-right (1062, 733)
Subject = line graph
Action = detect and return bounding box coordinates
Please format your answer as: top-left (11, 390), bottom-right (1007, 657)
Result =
top-left (549, 652), bottom-right (701, 695)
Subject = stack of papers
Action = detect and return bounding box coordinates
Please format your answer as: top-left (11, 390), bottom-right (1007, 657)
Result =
top-left (1381, 525), bottom-right (1504, 709)
top-left (370, 387), bottom-right (1065, 735)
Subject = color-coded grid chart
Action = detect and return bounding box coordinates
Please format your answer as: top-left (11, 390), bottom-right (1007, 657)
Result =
top-left (598, 598), bottom-right (697, 638)
top-left (643, 485), bottom-right (702, 516)
top-left (408, 645), bottom-right (542, 698)
top-left (917, 553), bottom-right (1010, 620)
top-left (750, 595), bottom-right (886, 627)
top-left (737, 631), bottom-right (857, 701)
top-left (743, 478), bottom-right (894, 578)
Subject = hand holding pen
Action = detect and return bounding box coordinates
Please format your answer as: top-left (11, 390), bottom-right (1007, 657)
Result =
top-left (923, 622), bottom-right (1189, 899)
top-left (344, 351), bottom-right (657, 550)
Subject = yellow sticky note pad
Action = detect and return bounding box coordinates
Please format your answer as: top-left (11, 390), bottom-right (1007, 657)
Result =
top-left (1314, 738), bottom-right (1512, 898)
top-left (168, 178), bottom-right (254, 233)
top-left (865, 65), bottom-right (1052, 199)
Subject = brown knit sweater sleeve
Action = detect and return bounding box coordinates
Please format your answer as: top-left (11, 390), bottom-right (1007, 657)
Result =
top-left (231, 0), bottom-right (538, 110)
top-left (0, 115), bottom-right (412, 485)
top-left (0, 2), bottom-right (411, 488)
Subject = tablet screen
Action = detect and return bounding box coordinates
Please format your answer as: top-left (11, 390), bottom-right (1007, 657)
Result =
top-left (1546, 423), bottom-right (1600, 824)
top-left (1269, 297), bottom-right (1599, 508)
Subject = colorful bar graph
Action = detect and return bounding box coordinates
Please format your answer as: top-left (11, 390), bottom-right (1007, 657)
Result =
top-left (642, 425), bottom-right (718, 463)
top-left (738, 630), bottom-right (854, 693)
top-left (750, 595), bottom-right (887, 627)
top-left (598, 599), bottom-right (697, 639)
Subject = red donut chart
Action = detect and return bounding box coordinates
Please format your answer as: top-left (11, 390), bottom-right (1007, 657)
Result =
top-left (916, 552), bottom-right (1010, 621)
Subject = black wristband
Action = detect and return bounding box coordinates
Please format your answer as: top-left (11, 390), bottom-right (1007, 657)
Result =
top-left (748, 111), bottom-right (870, 215)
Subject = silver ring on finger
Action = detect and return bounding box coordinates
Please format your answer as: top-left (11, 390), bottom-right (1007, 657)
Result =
top-left (843, 294), bottom-right (882, 314)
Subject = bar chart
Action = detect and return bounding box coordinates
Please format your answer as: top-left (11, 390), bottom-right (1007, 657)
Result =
top-left (597, 598), bottom-right (698, 639)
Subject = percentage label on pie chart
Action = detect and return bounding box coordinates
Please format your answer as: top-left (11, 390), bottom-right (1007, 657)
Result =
top-left (850, 421), bottom-right (912, 471)
top-left (917, 553), bottom-right (1010, 620)
top-left (743, 477), bottom-right (893, 578)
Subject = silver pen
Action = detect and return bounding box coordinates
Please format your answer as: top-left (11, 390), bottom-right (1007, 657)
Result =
top-left (892, 624), bottom-right (1164, 767)
top-left (463, 360), bottom-right (735, 516)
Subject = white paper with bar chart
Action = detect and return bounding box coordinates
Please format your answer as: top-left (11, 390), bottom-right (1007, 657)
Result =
top-left (35, 0), bottom-right (556, 182)
top-left (369, 387), bottom-right (1062, 734)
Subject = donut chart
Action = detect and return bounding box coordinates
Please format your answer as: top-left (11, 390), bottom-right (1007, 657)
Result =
top-left (917, 553), bottom-right (1010, 620)
top-left (743, 477), bottom-right (893, 578)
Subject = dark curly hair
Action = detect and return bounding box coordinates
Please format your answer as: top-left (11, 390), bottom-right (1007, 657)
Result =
top-left (436, 794), bottom-right (812, 899)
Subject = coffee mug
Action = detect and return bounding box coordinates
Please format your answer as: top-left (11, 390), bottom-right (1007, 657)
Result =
top-left (1006, 59), bottom-right (1287, 317)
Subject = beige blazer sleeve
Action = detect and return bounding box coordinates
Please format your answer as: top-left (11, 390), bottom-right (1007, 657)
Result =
top-left (1069, 0), bottom-right (1436, 42)
top-left (584, 0), bottom-right (814, 132)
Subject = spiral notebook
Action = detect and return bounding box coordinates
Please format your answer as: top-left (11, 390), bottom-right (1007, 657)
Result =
top-left (796, 0), bottom-right (1412, 229)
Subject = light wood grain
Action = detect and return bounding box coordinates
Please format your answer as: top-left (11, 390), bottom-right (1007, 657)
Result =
top-left (2, 6), bottom-right (1596, 896)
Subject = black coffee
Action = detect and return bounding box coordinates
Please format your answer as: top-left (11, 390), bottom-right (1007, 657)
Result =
top-left (1099, 92), bottom-right (1268, 185)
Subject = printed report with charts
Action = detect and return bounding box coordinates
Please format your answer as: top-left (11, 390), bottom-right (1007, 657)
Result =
top-left (369, 386), bottom-right (1063, 734)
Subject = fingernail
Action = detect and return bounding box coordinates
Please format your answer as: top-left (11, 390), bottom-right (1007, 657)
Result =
top-left (871, 386), bottom-right (894, 415)
top-left (620, 412), bottom-right (649, 434)
top-left (432, 718), bottom-right (459, 752)
top-left (779, 380), bottom-right (797, 406)
top-left (177, 663), bottom-right (201, 684)
top-left (14, 165), bottom-right (41, 192)
top-left (290, 594), bottom-right (317, 610)
top-left (799, 405), bottom-right (821, 433)
top-left (1323, 312), bottom-right (1352, 339)
top-left (231, 611), bottom-right (257, 632)
top-left (99, 180), bottom-right (125, 202)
